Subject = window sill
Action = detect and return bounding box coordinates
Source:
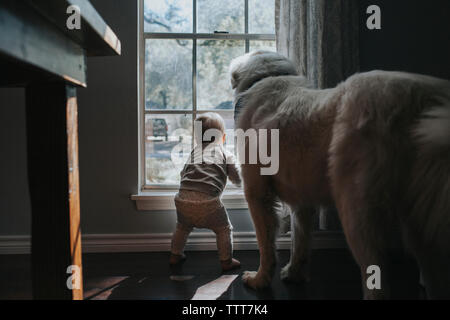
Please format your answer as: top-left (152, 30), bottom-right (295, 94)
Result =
top-left (131, 189), bottom-right (248, 211)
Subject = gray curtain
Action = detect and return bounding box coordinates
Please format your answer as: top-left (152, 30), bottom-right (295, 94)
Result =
top-left (275, 0), bottom-right (359, 89)
top-left (275, 0), bottom-right (359, 231)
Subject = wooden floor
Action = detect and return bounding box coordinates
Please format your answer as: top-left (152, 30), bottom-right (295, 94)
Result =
top-left (0, 249), bottom-right (423, 300)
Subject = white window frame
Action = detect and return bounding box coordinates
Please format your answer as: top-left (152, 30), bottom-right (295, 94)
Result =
top-left (134, 0), bottom-right (275, 209)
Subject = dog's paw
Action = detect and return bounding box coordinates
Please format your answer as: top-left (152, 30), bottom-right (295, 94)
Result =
top-left (280, 263), bottom-right (309, 283)
top-left (242, 271), bottom-right (271, 290)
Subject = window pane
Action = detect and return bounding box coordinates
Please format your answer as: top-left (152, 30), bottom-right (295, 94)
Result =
top-left (197, 40), bottom-right (245, 110)
top-left (145, 39), bottom-right (192, 110)
top-left (250, 40), bottom-right (276, 53)
top-left (144, 0), bottom-right (193, 33)
top-left (197, 0), bottom-right (244, 33)
top-left (249, 0), bottom-right (275, 34)
top-left (145, 114), bottom-right (193, 184)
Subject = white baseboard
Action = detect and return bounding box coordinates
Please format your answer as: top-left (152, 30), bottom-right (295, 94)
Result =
top-left (0, 236), bottom-right (31, 255)
top-left (0, 231), bottom-right (346, 255)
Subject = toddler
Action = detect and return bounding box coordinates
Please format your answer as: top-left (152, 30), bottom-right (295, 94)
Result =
top-left (170, 112), bottom-right (242, 271)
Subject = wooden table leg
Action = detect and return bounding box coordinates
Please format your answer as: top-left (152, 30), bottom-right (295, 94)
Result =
top-left (26, 84), bottom-right (83, 300)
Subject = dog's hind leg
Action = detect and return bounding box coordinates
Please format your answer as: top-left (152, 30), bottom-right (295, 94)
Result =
top-left (332, 168), bottom-right (392, 299)
top-left (241, 167), bottom-right (278, 290)
top-left (280, 206), bottom-right (314, 283)
top-left (348, 229), bottom-right (390, 299)
top-left (416, 250), bottom-right (450, 300)
top-left (330, 121), bottom-right (395, 299)
top-left (332, 167), bottom-right (392, 298)
top-left (406, 239), bottom-right (450, 299)
top-left (336, 200), bottom-right (392, 299)
top-left (415, 252), bottom-right (450, 299)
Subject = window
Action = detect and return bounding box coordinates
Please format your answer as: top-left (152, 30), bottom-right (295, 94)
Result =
top-left (139, 0), bottom-right (276, 189)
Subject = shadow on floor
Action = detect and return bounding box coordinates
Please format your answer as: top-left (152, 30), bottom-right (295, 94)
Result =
top-left (0, 249), bottom-right (423, 300)
top-left (83, 249), bottom-right (363, 300)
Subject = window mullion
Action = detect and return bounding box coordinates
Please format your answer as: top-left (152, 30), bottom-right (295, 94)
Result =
top-left (193, 0), bottom-right (197, 34)
top-left (245, 0), bottom-right (249, 53)
top-left (245, 0), bottom-right (249, 33)
top-left (143, 33), bottom-right (275, 40)
top-left (192, 37), bottom-right (197, 150)
top-left (193, 39), bottom-right (197, 114)
top-left (192, 0), bottom-right (197, 147)
top-left (144, 110), bottom-right (194, 115)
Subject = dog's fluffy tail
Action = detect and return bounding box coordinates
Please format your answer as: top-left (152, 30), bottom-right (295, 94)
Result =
top-left (408, 104), bottom-right (450, 250)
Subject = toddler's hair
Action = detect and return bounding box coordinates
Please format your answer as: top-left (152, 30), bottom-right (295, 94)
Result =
top-left (195, 112), bottom-right (226, 144)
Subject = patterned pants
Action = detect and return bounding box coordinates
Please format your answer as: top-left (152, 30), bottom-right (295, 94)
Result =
top-left (171, 190), bottom-right (233, 261)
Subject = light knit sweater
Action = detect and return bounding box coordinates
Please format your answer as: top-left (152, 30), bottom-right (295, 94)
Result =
top-left (179, 143), bottom-right (241, 196)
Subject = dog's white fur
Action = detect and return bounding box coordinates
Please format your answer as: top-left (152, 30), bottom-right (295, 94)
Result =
top-left (231, 51), bottom-right (450, 299)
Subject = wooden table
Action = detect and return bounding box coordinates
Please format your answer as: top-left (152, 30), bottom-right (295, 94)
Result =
top-left (0, 0), bottom-right (121, 300)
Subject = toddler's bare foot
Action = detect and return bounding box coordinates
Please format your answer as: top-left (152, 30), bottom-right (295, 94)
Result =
top-left (169, 253), bottom-right (186, 265)
top-left (221, 258), bottom-right (241, 272)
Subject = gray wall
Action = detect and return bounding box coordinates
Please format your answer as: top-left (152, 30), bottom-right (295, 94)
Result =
top-left (0, 88), bottom-right (30, 235)
top-left (0, 0), bottom-right (254, 237)
top-left (359, 0), bottom-right (450, 80)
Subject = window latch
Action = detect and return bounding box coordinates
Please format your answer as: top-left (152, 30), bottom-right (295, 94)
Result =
top-left (214, 31), bottom-right (229, 34)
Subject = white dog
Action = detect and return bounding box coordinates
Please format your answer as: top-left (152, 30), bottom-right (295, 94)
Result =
top-left (230, 51), bottom-right (450, 299)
